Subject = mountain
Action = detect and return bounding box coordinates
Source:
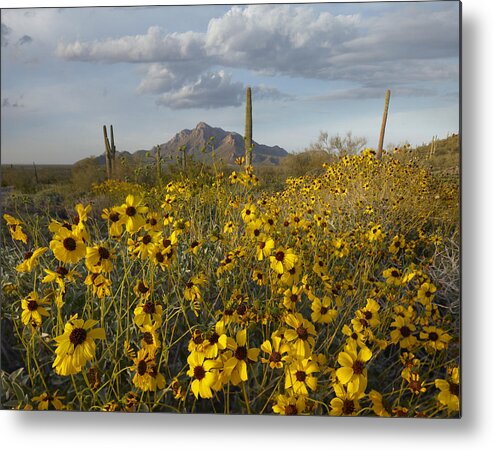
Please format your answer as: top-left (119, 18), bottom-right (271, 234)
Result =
top-left (87, 122), bottom-right (288, 167)
top-left (149, 122), bottom-right (288, 166)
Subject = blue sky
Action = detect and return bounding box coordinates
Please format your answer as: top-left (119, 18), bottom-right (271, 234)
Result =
top-left (1, 1), bottom-right (460, 164)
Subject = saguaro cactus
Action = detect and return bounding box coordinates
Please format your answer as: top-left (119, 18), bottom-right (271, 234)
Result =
top-left (244, 87), bottom-right (253, 167)
top-left (377, 90), bottom-right (391, 159)
top-left (103, 125), bottom-right (116, 179)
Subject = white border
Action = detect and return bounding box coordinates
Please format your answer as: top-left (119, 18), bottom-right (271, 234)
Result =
top-left (2, 1), bottom-right (491, 449)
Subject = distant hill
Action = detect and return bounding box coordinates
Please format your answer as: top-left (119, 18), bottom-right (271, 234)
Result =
top-left (88, 122), bottom-right (288, 167)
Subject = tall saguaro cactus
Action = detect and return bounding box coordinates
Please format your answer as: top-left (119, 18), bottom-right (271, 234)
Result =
top-left (377, 90), bottom-right (391, 159)
top-left (103, 125), bottom-right (116, 179)
top-left (244, 86), bottom-right (253, 167)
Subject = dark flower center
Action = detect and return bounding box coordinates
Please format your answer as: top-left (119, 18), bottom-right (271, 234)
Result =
top-left (296, 325), bottom-right (309, 341)
top-left (143, 302), bottom-right (155, 314)
top-left (155, 252), bottom-right (164, 263)
top-left (235, 345), bottom-right (247, 360)
top-left (391, 270), bottom-right (400, 278)
top-left (69, 327), bottom-right (87, 347)
top-left (245, 209), bottom-right (251, 215)
top-left (193, 365), bottom-right (206, 380)
top-left (149, 218), bottom-right (157, 226)
top-left (275, 251), bottom-right (285, 262)
top-left (137, 360), bottom-right (147, 376)
top-left (342, 400), bottom-right (355, 415)
top-left (295, 370), bottom-right (307, 382)
top-left (24, 251), bottom-right (33, 260)
top-left (428, 332), bottom-right (439, 341)
top-left (400, 326), bottom-right (411, 338)
top-left (27, 300), bottom-right (38, 311)
top-left (259, 242), bottom-right (266, 249)
top-left (254, 229), bottom-right (260, 237)
top-left (409, 380), bottom-right (422, 393)
top-left (186, 282), bottom-right (195, 289)
top-left (109, 212), bottom-right (120, 222)
top-left (56, 266), bottom-right (68, 276)
top-left (352, 360), bottom-right (365, 375)
top-left (290, 294), bottom-right (298, 303)
top-left (269, 352), bottom-right (282, 363)
top-left (142, 235), bottom-right (152, 245)
top-left (224, 308), bottom-right (234, 316)
top-left (364, 311), bottom-right (373, 320)
top-left (236, 304), bottom-right (247, 316)
top-left (63, 237), bottom-right (77, 251)
top-left (137, 282), bottom-right (149, 294)
top-left (320, 306), bottom-right (329, 315)
top-left (208, 332), bottom-right (219, 345)
top-left (163, 239), bottom-right (171, 248)
top-left (98, 247), bottom-right (110, 259)
top-left (285, 404), bottom-right (298, 416)
top-left (143, 332), bottom-right (154, 345)
top-left (126, 206), bottom-right (137, 217)
top-left (191, 241), bottom-right (199, 248)
top-left (449, 381), bottom-right (459, 396)
top-left (193, 333), bottom-right (204, 345)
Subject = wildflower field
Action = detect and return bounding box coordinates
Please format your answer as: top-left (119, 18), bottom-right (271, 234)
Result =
top-left (0, 149), bottom-right (460, 416)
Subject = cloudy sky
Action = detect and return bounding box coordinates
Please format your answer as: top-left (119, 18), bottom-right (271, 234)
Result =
top-left (1, 1), bottom-right (460, 164)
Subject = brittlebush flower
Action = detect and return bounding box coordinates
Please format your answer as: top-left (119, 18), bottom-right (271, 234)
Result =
top-left (330, 383), bottom-right (364, 416)
top-left (311, 296), bottom-right (337, 324)
top-left (260, 335), bottom-right (290, 369)
top-left (272, 393), bottom-right (307, 415)
top-left (383, 267), bottom-right (404, 286)
top-left (390, 315), bottom-right (418, 349)
top-left (31, 391), bottom-right (65, 410)
top-left (256, 234), bottom-right (275, 261)
top-left (285, 358), bottom-right (319, 395)
top-left (3, 214), bottom-right (28, 243)
top-left (131, 349), bottom-right (158, 392)
top-left (52, 315), bottom-right (105, 376)
top-left (284, 313), bottom-right (316, 359)
top-left (134, 300), bottom-right (163, 328)
top-left (420, 326), bottom-right (452, 352)
top-left (16, 247), bottom-right (48, 273)
top-left (270, 247), bottom-right (298, 274)
top-left (115, 194), bottom-right (148, 234)
top-left (101, 207), bottom-right (124, 238)
top-left (186, 351), bottom-right (220, 399)
top-left (85, 244), bottom-right (115, 273)
top-left (50, 227), bottom-right (86, 264)
top-left (21, 291), bottom-right (50, 327)
top-left (369, 390), bottom-right (391, 417)
top-left (435, 367), bottom-right (460, 412)
top-left (336, 342), bottom-right (371, 394)
top-left (224, 329), bottom-right (260, 385)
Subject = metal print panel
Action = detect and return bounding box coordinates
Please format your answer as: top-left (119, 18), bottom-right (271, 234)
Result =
top-left (0, 1), bottom-right (460, 417)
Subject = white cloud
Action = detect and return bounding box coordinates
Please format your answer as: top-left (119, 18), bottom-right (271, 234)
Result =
top-left (155, 71), bottom-right (243, 109)
top-left (55, 4), bottom-right (459, 109)
top-left (57, 26), bottom-right (206, 63)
